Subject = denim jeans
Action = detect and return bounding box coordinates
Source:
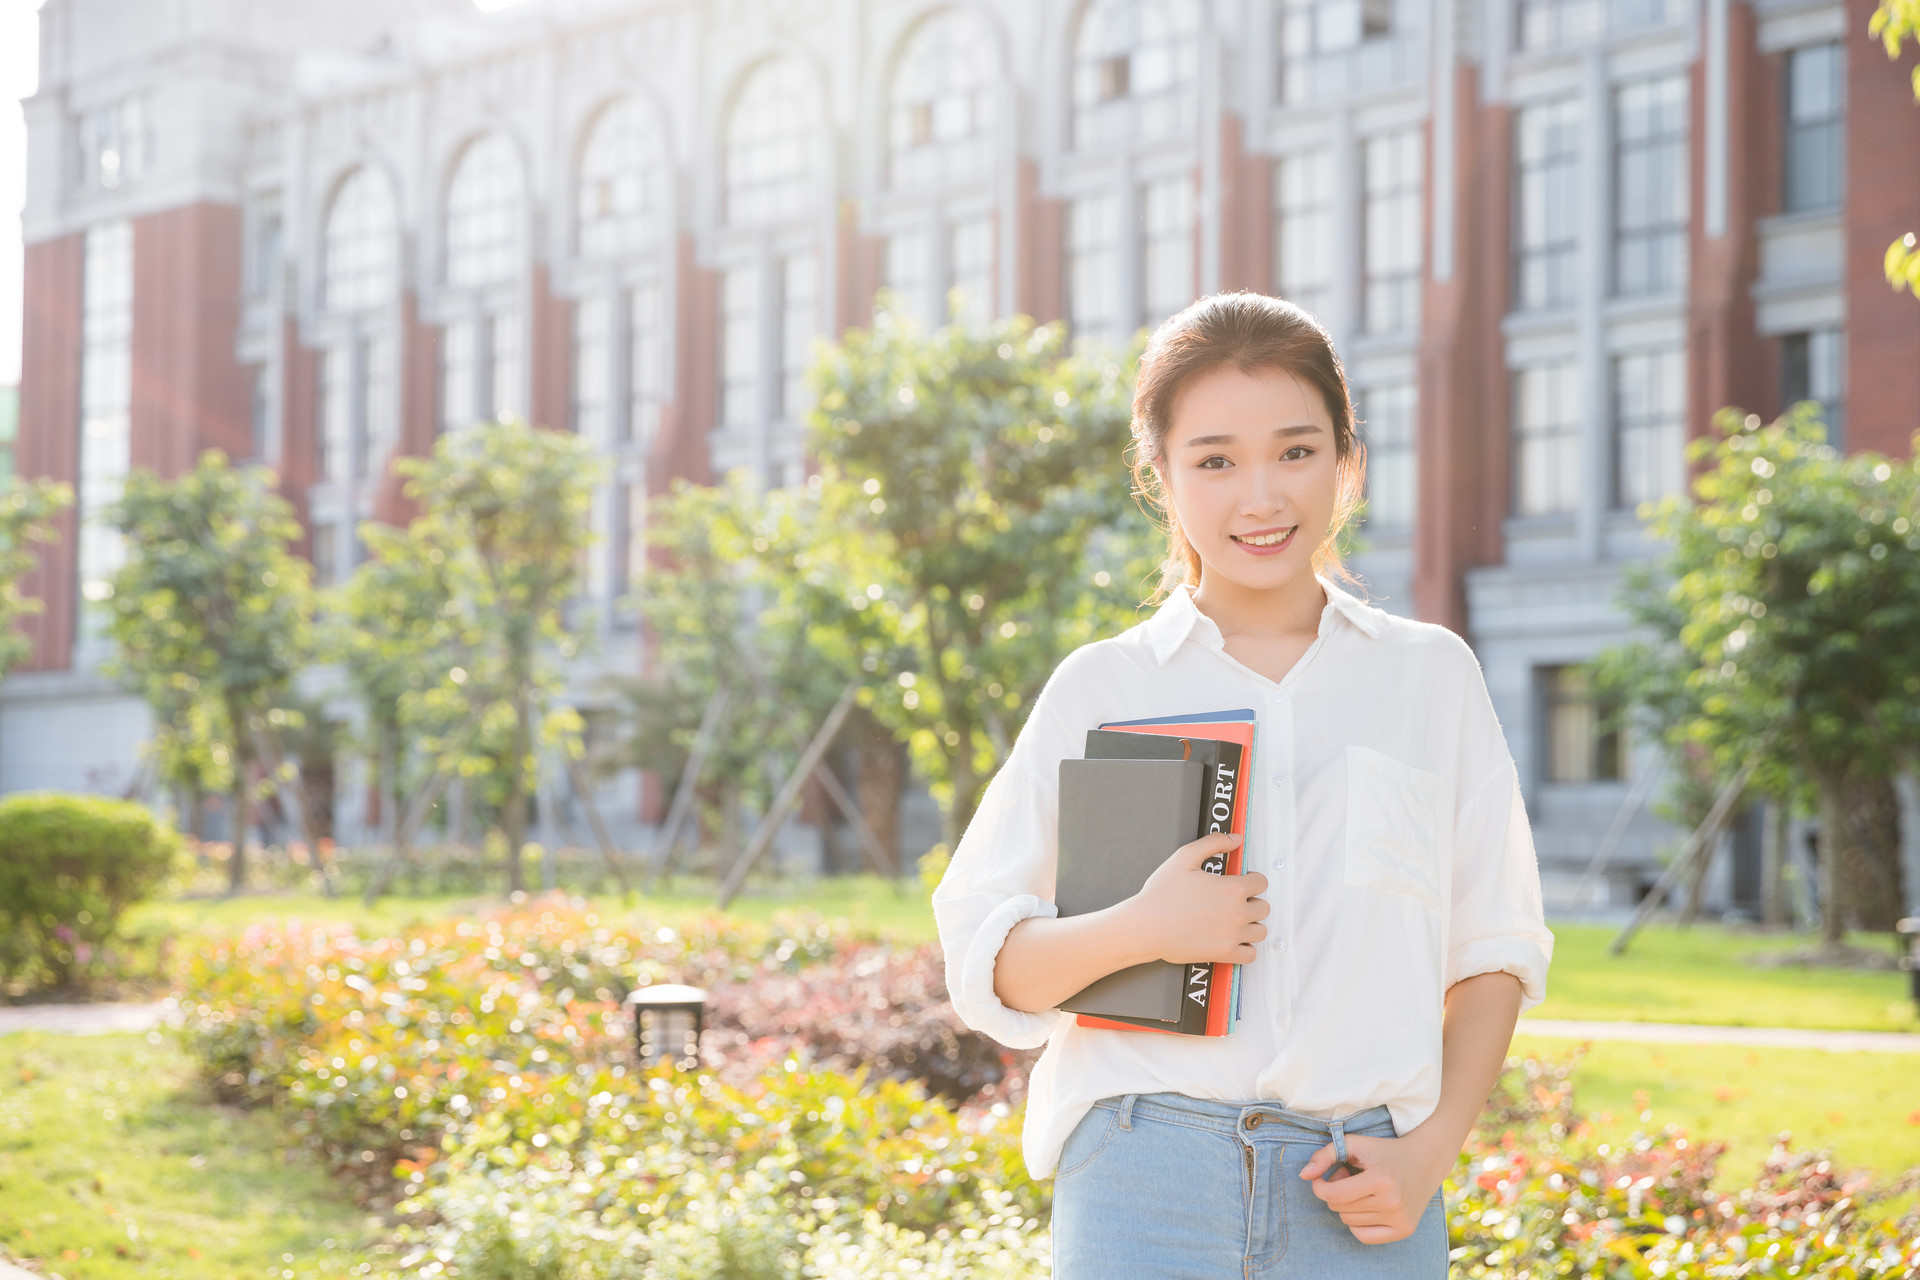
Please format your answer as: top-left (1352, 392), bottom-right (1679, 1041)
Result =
top-left (1050, 1092), bottom-right (1449, 1279)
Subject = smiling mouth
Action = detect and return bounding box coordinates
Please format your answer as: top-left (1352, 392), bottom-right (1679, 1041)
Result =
top-left (1230, 527), bottom-right (1297, 549)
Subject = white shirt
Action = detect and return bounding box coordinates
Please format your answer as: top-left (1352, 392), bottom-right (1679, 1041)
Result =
top-left (932, 576), bottom-right (1553, 1178)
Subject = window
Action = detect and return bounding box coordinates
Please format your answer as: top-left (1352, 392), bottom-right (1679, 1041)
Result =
top-left (574, 295), bottom-right (611, 446)
top-left (1513, 98), bottom-right (1581, 312)
top-left (445, 134), bottom-right (525, 287)
top-left (1357, 382), bottom-right (1416, 528)
top-left (1612, 349), bottom-right (1684, 508)
top-left (1783, 44), bottom-right (1844, 214)
top-left (1273, 151), bottom-right (1333, 320)
top-left (949, 217), bottom-right (995, 327)
top-left (577, 98), bottom-right (659, 260)
top-left (441, 319), bottom-right (477, 435)
top-left (361, 336), bottom-right (395, 478)
top-left (1362, 130), bottom-right (1423, 335)
top-left (76, 96), bottom-right (150, 191)
top-left (1067, 193), bottom-right (1122, 345)
top-left (490, 311), bottom-right (523, 422)
top-left (883, 231), bottom-right (931, 322)
top-left (248, 365), bottom-right (271, 462)
top-left (1072, 0), bottom-right (1199, 151)
top-left (628, 282), bottom-right (664, 445)
top-left (1141, 177), bottom-right (1195, 330)
top-left (781, 254), bottom-right (818, 421)
top-left (1512, 359), bottom-right (1581, 516)
top-left (77, 221), bottom-right (133, 611)
top-left (889, 9), bottom-right (999, 189)
top-left (1614, 76), bottom-right (1689, 297)
top-left (1541, 665), bottom-right (1623, 782)
top-left (1276, 0), bottom-right (1393, 105)
top-left (1780, 327), bottom-right (1844, 444)
top-left (312, 521), bottom-right (338, 589)
top-left (249, 206), bottom-right (282, 297)
top-left (719, 266), bottom-right (760, 429)
top-left (725, 59), bottom-right (818, 225)
top-left (323, 167), bottom-right (398, 313)
top-left (624, 481), bottom-right (648, 596)
top-left (318, 348), bottom-right (350, 482)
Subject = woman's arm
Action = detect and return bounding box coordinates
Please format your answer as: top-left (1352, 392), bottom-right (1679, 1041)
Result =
top-left (993, 831), bottom-right (1267, 1014)
top-left (1298, 971), bottom-right (1524, 1243)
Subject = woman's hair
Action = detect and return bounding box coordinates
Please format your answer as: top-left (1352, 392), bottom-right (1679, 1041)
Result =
top-left (1127, 291), bottom-right (1367, 603)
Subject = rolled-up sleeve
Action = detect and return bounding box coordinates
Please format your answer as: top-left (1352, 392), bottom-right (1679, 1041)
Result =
top-left (932, 673), bottom-right (1084, 1051)
top-left (1444, 649), bottom-right (1553, 1010)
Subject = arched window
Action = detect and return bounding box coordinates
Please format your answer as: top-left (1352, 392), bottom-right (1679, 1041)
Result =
top-left (445, 133), bottom-right (525, 287)
top-left (888, 9), bottom-right (1000, 189)
top-left (1071, 0), bottom-right (1199, 151)
top-left (322, 166), bottom-right (397, 313)
top-left (724, 58), bottom-right (819, 226)
top-left (577, 98), bottom-right (661, 259)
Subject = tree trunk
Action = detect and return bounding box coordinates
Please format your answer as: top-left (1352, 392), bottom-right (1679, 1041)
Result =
top-left (226, 770), bottom-right (250, 895)
top-left (1761, 799), bottom-right (1788, 929)
top-left (1680, 822), bottom-right (1716, 925)
top-left (502, 679), bottom-right (531, 895)
top-left (850, 707), bottom-right (903, 875)
top-left (1816, 772), bottom-right (1849, 947)
top-left (1840, 773), bottom-right (1905, 933)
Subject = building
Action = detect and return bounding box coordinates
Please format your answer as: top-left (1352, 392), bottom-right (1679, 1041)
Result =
top-left (6, 0), bottom-right (1918, 907)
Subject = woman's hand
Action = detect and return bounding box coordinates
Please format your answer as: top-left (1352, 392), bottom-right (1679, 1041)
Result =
top-left (1122, 833), bottom-right (1268, 966)
top-left (1298, 1130), bottom-right (1453, 1244)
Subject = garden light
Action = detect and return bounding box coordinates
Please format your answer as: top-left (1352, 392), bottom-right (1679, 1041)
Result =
top-left (625, 983), bottom-right (707, 1069)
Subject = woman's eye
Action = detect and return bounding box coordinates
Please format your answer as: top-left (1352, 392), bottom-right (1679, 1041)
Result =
top-left (1281, 446), bottom-right (1313, 462)
top-left (1198, 455), bottom-right (1231, 470)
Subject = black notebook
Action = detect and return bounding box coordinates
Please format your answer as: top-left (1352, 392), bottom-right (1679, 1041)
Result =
top-left (1055, 756), bottom-right (1206, 1023)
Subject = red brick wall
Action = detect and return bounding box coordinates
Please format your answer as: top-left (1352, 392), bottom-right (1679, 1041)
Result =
top-left (1016, 157), bottom-right (1065, 324)
top-left (372, 292), bottom-right (440, 526)
top-left (129, 203), bottom-right (249, 478)
top-left (279, 318), bottom-right (319, 559)
top-left (12, 233), bottom-right (84, 672)
top-left (529, 264), bottom-right (572, 434)
top-left (836, 197), bottom-right (883, 335)
top-left (1415, 69), bottom-right (1510, 635)
top-left (648, 233), bottom-right (717, 494)
top-left (1843, 0), bottom-right (1920, 459)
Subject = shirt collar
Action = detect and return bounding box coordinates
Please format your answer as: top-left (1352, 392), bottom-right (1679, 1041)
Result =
top-left (1144, 573), bottom-right (1385, 665)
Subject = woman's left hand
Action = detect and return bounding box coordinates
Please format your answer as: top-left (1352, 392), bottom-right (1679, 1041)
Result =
top-left (1298, 1131), bottom-right (1453, 1244)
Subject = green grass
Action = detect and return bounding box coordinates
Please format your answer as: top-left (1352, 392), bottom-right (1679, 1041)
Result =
top-left (1511, 1034), bottom-right (1920, 1188)
top-left (1527, 923), bottom-right (1919, 1033)
top-left (0, 1031), bottom-right (375, 1280)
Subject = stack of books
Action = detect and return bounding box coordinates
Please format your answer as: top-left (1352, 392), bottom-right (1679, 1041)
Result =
top-left (1054, 709), bottom-right (1256, 1037)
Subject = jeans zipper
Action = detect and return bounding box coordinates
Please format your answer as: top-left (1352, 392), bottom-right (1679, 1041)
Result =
top-left (1242, 1141), bottom-right (1255, 1199)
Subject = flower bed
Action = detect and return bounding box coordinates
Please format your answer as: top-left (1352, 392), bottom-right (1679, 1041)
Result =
top-left (174, 900), bottom-right (1919, 1279)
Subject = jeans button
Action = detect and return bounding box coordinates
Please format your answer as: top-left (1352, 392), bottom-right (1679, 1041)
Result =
top-left (1245, 1114), bottom-right (1264, 1131)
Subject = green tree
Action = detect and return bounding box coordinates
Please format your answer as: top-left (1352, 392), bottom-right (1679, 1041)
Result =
top-left (803, 309), bottom-right (1157, 838)
top-left (0, 476), bottom-right (72, 678)
top-left (392, 420), bottom-right (600, 892)
top-left (1597, 408), bottom-right (1920, 944)
top-left (1874, 0), bottom-right (1920, 296)
top-left (105, 451), bottom-right (315, 892)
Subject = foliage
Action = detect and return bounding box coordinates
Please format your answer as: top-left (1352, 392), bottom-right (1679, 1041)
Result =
top-left (0, 792), bottom-right (182, 988)
top-left (0, 474), bottom-right (72, 677)
top-left (104, 451), bottom-right (315, 886)
top-left (1594, 408), bottom-right (1920, 937)
top-left (1872, 0), bottom-right (1920, 298)
top-left (801, 308), bottom-right (1159, 834)
top-left (384, 422), bottom-right (601, 890)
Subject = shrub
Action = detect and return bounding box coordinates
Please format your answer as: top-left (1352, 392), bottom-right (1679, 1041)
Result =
top-left (0, 792), bottom-right (181, 989)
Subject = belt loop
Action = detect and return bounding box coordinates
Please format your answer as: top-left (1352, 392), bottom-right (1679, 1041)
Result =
top-left (1117, 1093), bottom-right (1138, 1132)
top-left (1329, 1116), bottom-right (1349, 1168)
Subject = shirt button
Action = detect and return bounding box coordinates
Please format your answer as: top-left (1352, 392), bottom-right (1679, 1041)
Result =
top-left (1270, 772), bottom-right (1285, 787)
top-left (1269, 691), bottom-right (1286, 704)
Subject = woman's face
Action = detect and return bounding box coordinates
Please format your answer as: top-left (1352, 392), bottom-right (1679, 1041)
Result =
top-left (1156, 363), bottom-right (1341, 596)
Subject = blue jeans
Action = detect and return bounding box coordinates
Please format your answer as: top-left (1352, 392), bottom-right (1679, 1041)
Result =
top-left (1050, 1092), bottom-right (1448, 1279)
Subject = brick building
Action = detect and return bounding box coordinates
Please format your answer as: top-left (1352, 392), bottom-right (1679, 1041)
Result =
top-left (6, 0), bottom-right (1918, 908)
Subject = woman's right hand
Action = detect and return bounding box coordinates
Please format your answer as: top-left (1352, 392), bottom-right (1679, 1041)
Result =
top-left (1125, 833), bottom-right (1269, 965)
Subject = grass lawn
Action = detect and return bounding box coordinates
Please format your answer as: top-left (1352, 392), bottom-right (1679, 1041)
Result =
top-left (1528, 923), bottom-right (1919, 1033)
top-left (1510, 1034), bottom-right (1920, 1190)
top-left (0, 1031), bottom-right (376, 1280)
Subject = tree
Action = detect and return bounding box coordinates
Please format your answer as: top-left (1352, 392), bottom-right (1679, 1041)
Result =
top-left (1596, 408), bottom-right (1920, 944)
top-left (105, 451), bottom-right (315, 893)
top-left (0, 476), bottom-right (72, 678)
top-left (803, 309), bottom-right (1158, 840)
top-left (391, 420), bottom-right (600, 893)
top-left (1873, 0), bottom-right (1920, 296)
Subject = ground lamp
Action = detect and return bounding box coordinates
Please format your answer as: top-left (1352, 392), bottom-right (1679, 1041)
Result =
top-left (1899, 918), bottom-right (1919, 1016)
top-left (625, 983), bottom-right (707, 1069)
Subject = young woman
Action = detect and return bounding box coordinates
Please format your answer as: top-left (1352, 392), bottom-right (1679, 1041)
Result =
top-left (932, 293), bottom-right (1553, 1278)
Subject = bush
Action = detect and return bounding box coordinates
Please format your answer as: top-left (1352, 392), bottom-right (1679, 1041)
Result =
top-left (0, 792), bottom-right (181, 990)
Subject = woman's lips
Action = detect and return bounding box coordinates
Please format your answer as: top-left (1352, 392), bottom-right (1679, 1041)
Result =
top-left (1229, 526), bottom-right (1297, 556)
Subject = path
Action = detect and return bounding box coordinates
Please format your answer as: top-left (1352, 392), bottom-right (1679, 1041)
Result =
top-left (3, 1002), bottom-right (1917, 1052)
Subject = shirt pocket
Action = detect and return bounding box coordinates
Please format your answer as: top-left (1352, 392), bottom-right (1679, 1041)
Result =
top-left (1343, 744), bottom-right (1444, 912)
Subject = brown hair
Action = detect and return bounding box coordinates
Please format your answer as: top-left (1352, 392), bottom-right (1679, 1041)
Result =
top-left (1127, 291), bottom-right (1366, 603)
